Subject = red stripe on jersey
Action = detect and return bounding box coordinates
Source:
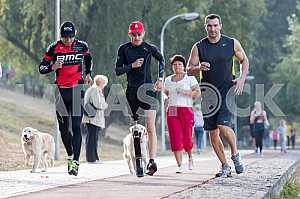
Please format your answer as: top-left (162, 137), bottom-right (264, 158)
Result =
top-left (44, 54), bottom-right (53, 61)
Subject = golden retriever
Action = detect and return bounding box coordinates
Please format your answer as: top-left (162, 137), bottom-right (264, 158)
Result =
top-left (123, 124), bottom-right (148, 175)
top-left (21, 127), bottom-right (55, 172)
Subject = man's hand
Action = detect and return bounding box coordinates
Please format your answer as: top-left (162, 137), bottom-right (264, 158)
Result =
top-left (232, 77), bottom-right (246, 95)
top-left (154, 79), bottom-right (162, 91)
top-left (52, 60), bottom-right (63, 71)
top-left (85, 74), bottom-right (93, 86)
top-left (200, 62), bottom-right (210, 71)
top-left (132, 58), bottom-right (144, 68)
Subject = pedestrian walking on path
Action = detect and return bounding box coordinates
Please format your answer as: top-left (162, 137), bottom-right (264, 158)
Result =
top-left (250, 101), bottom-right (269, 155)
top-left (272, 130), bottom-right (279, 150)
top-left (291, 127), bottom-right (296, 149)
top-left (278, 119), bottom-right (287, 153)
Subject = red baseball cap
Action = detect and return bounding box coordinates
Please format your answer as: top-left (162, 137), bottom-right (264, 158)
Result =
top-left (128, 21), bottom-right (144, 34)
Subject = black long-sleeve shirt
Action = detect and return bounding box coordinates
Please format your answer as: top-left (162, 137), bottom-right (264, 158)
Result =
top-left (115, 42), bottom-right (165, 88)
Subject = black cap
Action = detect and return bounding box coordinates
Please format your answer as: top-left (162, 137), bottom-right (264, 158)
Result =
top-left (60, 21), bottom-right (76, 37)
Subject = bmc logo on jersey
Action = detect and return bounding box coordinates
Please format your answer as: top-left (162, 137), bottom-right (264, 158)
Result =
top-left (57, 53), bottom-right (83, 64)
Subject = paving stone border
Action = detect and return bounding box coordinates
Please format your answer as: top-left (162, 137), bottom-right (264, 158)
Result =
top-left (166, 151), bottom-right (300, 199)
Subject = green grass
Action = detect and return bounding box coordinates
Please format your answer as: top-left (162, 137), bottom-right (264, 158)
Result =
top-left (274, 182), bottom-right (300, 199)
top-left (0, 88), bottom-right (127, 171)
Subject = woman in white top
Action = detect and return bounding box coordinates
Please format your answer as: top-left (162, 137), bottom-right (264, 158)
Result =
top-left (82, 75), bottom-right (108, 163)
top-left (164, 55), bottom-right (200, 173)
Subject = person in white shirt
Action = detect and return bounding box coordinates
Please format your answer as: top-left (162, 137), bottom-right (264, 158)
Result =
top-left (164, 55), bottom-right (200, 173)
top-left (82, 75), bottom-right (108, 163)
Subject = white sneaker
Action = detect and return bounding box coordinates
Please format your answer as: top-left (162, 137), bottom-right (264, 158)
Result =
top-left (188, 159), bottom-right (193, 170)
top-left (176, 165), bottom-right (183, 174)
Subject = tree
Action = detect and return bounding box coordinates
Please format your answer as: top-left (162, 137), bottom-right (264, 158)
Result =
top-left (272, 6), bottom-right (300, 116)
top-left (252, 0), bottom-right (299, 87)
top-left (0, 0), bottom-right (54, 78)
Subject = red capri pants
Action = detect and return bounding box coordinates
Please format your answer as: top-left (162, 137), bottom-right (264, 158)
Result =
top-left (167, 106), bottom-right (194, 152)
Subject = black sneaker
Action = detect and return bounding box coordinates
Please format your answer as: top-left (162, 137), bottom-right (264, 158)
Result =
top-left (68, 160), bottom-right (79, 176)
top-left (146, 161), bottom-right (157, 176)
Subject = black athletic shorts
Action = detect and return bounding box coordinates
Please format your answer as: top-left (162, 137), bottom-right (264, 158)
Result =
top-left (126, 87), bottom-right (157, 121)
top-left (203, 83), bottom-right (235, 131)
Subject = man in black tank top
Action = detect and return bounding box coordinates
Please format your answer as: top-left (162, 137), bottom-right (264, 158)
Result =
top-left (187, 14), bottom-right (249, 177)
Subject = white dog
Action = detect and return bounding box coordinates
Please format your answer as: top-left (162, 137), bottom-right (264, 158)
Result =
top-left (123, 124), bottom-right (148, 175)
top-left (21, 127), bottom-right (55, 173)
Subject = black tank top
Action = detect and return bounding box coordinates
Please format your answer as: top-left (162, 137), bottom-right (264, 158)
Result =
top-left (196, 35), bottom-right (235, 89)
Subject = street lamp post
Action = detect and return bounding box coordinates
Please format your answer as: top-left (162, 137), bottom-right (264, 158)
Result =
top-left (54, 0), bottom-right (60, 160)
top-left (160, 12), bottom-right (199, 151)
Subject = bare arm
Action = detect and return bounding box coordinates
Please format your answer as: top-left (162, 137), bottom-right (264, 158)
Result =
top-left (190, 84), bottom-right (201, 99)
top-left (187, 44), bottom-right (210, 76)
top-left (232, 39), bottom-right (249, 95)
top-left (263, 111), bottom-right (269, 126)
top-left (187, 44), bottom-right (201, 76)
top-left (234, 39), bottom-right (249, 80)
top-left (250, 111), bottom-right (255, 124)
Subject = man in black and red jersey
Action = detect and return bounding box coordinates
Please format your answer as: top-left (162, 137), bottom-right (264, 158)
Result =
top-left (187, 14), bottom-right (249, 178)
top-left (39, 21), bottom-right (93, 176)
top-left (115, 21), bottom-right (165, 176)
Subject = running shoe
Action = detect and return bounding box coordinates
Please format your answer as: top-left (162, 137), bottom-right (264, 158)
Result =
top-left (231, 153), bottom-right (245, 174)
top-left (146, 160), bottom-right (157, 176)
top-left (176, 165), bottom-right (183, 174)
top-left (215, 163), bottom-right (232, 178)
top-left (68, 160), bottom-right (79, 176)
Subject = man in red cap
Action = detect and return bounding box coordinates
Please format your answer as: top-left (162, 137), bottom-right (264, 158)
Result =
top-left (115, 21), bottom-right (165, 176)
top-left (39, 21), bottom-right (93, 176)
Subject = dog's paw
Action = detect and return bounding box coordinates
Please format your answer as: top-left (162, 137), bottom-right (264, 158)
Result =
top-left (130, 169), bottom-right (135, 175)
top-left (41, 169), bottom-right (47, 172)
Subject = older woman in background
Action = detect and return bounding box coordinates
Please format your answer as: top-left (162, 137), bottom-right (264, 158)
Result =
top-left (82, 75), bottom-right (108, 163)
